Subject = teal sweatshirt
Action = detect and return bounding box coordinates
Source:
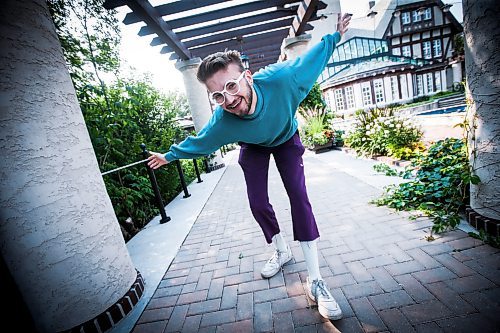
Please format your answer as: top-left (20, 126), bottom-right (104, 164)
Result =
top-left (165, 32), bottom-right (341, 162)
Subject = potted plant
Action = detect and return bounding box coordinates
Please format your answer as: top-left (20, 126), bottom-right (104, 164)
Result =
top-left (298, 106), bottom-right (334, 153)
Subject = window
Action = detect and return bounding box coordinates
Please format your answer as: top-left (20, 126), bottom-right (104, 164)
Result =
top-left (362, 83), bottom-right (372, 106)
top-left (334, 89), bottom-right (344, 111)
top-left (390, 76), bottom-right (399, 100)
top-left (392, 47), bottom-right (401, 56)
top-left (423, 41), bottom-right (432, 59)
top-left (434, 71), bottom-right (442, 91)
top-left (423, 8), bottom-right (432, 20)
top-left (416, 75), bottom-right (424, 95)
top-left (402, 45), bottom-right (411, 57)
top-left (432, 39), bottom-right (442, 57)
top-left (400, 74), bottom-right (408, 99)
top-left (413, 10), bottom-right (422, 22)
top-left (374, 79), bottom-right (385, 103)
top-left (426, 73), bottom-right (434, 94)
top-left (345, 86), bottom-right (355, 109)
top-left (402, 12), bottom-right (411, 25)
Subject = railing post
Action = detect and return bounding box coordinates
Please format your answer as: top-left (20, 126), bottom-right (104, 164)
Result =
top-left (140, 144), bottom-right (170, 224)
top-left (175, 160), bottom-right (191, 198)
top-left (193, 159), bottom-right (203, 183)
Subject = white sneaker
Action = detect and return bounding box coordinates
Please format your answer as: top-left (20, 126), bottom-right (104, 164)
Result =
top-left (260, 246), bottom-right (293, 278)
top-left (306, 277), bottom-right (343, 320)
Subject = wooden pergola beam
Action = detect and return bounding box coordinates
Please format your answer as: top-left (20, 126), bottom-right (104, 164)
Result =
top-left (288, 0), bottom-right (326, 37)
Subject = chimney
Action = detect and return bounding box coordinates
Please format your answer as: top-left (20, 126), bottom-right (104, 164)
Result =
top-left (369, 1), bottom-right (375, 9)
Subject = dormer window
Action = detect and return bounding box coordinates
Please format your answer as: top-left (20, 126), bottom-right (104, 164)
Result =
top-left (423, 7), bottom-right (432, 20)
top-left (413, 10), bottom-right (422, 22)
top-left (402, 12), bottom-right (411, 25)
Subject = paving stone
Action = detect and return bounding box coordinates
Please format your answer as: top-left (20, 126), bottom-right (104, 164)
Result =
top-left (346, 261), bottom-right (374, 283)
top-left (237, 279), bottom-right (269, 294)
top-left (223, 271), bottom-right (254, 286)
top-left (147, 295), bottom-right (178, 309)
top-left (445, 237), bottom-right (483, 251)
top-left (414, 322), bottom-right (445, 333)
top-left (196, 271), bottom-right (214, 290)
top-left (187, 299), bottom-right (221, 316)
top-left (406, 248), bottom-right (442, 269)
top-left (216, 319), bottom-right (253, 333)
top-left (207, 277), bottom-right (224, 300)
top-left (291, 307), bottom-right (327, 328)
top-left (385, 260), bottom-right (425, 276)
top-left (164, 304), bottom-right (189, 332)
top-left (185, 266), bottom-right (203, 284)
top-left (367, 267), bottom-right (402, 292)
top-left (444, 274), bottom-right (496, 293)
top-left (349, 297), bottom-right (387, 333)
top-left (176, 290), bottom-right (208, 306)
top-left (394, 274), bottom-right (436, 302)
top-left (333, 316), bottom-right (364, 333)
top-left (461, 291), bottom-right (500, 324)
top-left (400, 300), bottom-right (453, 324)
top-left (412, 266), bottom-right (458, 284)
top-left (212, 265), bottom-right (240, 279)
top-left (272, 295), bottom-right (309, 313)
top-left (378, 308), bottom-right (416, 333)
top-left (273, 311), bottom-right (295, 333)
top-left (368, 290), bottom-right (415, 310)
top-left (236, 293), bottom-right (253, 321)
top-left (433, 253), bottom-right (476, 277)
top-left (342, 281), bottom-right (384, 300)
top-left (436, 313), bottom-right (498, 333)
top-left (200, 309), bottom-right (236, 328)
top-left (331, 287), bottom-right (355, 318)
top-left (254, 302), bottom-right (273, 332)
top-left (220, 285), bottom-right (238, 310)
top-left (425, 281), bottom-right (476, 315)
top-left (420, 243), bottom-right (454, 256)
top-left (269, 270), bottom-right (286, 288)
top-left (182, 282), bottom-right (197, 294)
top-left (284, 273), bottom-right (305, 297)
top-left (131, 320), bottom-right (167, 333)
top-left (324, 273), bottom-right (357, 289)
top-left (361, 255), bottom-right (397, 269)
top-left (254, 286), bottom-right (289, 303)
top-left (136, 307), bottom-right (173, 324)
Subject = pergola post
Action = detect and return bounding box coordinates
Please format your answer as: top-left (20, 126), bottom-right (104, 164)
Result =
top-left (283, 34), bottom-right (312, 60)
top-left (175, 58), bottom-right (225, 170)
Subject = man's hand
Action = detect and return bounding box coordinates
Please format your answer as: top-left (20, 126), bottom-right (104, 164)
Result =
top-left (147, 151), bottom-right (168, 169)
top-left (337, 13), bottom-right (352, 37)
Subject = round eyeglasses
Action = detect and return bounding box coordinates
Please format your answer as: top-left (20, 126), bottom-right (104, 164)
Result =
top-left (209, 71), bottom-right (246, 105)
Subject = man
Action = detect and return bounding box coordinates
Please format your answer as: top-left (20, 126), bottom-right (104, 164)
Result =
top-left (148, 13), bottom-right (351, 320)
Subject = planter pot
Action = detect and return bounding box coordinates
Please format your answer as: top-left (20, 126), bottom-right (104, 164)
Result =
top-left (310, 140), bottom-right (333, 154)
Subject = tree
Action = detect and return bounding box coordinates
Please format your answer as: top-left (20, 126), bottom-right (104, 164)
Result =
top-left (463, 0), bottom-right (500, 220)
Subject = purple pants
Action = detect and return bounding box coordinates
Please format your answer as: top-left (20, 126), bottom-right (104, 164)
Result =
top-left (238, 132), bottom-right (320, 244)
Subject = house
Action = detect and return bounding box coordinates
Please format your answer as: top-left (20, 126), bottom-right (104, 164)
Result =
top-left (320, 0), bottom-right (464, 115)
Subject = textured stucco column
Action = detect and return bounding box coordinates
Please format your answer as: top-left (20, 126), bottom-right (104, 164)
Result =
top-left (463, 0), bottom-right (500, 220)
top-left (283, 34), bottom-right (312, 60)
top-left (175, 58), bottom-right (224, 169)
top-left (0, 1), bottom-right (137, 332)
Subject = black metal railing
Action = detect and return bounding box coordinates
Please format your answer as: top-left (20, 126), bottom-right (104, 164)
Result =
top-left (100, 143), bottom-right (207, 224)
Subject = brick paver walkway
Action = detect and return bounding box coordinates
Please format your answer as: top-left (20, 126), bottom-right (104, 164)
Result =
top-left (131, 149), bottom-right (500, 333)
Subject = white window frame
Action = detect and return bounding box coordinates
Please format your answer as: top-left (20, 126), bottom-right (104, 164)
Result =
top-left (424, 8), bottom-right (432, 20)
top-left (345, 86), bottom-right (355, 109)
top-left (402, 12), bottom-right (411, 25)
top-left (432, 39), bottom-right (442, 57)
top-left (373, 79), bottom-right (385, 103)
top-left (434, 71), bottom-right (442, 92)
top-left (390, 76), bottom-right (399, 101)
top-left (426, 73), bottom-right (434, 94)
top-left (402, 45), bottom-right (411, 57)
top-left (392, 47), bottom-right (401, 56)
top-left (361, 82), bottom-right (372, 106)
top-left (334, 89), bottom-right (344, 111)
top-left (400, 74), bottom-right (408, 99)
top-left (416, 75), bottom-right (424, 96)
top-left (423, 41), bottom-right (432, 59)
top-left (413, 10), bottom-right (422, 22)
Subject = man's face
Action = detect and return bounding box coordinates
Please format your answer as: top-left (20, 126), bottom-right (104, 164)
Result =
top-left (205, 63), bottom-right (254, 117)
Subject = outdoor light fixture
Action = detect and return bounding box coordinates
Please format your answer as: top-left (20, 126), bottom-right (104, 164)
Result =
top-left (417, 6), bottom-right (426, 16)
top-left (367, 10), bottom-right (378, 18)
top-left (241, 54), bottom-right (250, 70)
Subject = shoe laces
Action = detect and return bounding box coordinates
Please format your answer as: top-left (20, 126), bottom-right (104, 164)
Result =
top-left (268, 248), bottom-right (287, 265)
top-left (313, 279), bottom-right (331, 301)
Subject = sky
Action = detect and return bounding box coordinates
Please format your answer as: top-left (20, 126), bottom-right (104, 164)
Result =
top-left (115, 0), bottom-right (463, 94)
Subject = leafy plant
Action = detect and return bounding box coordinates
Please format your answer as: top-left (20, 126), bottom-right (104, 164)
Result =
top-left (373, 138), bottom-right (478, 234)
top-left (298, 106), bottom-right (333, 147)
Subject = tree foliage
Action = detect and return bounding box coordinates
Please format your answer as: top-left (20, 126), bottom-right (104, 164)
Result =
top-left (48, 0), bottom-right (199, 240)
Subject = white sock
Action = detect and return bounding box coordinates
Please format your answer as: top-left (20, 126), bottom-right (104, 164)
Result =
top-left (272, 233), bottom-right (288, 253)
top-left (300, 239), bottom-right (322, 282)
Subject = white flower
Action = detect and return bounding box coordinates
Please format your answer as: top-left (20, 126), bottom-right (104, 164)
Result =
top-left (396, 123), bottom-right (401, 129)
top-left (390, 123), bottom-right (395, 128)
top-left (384, 130), bottom-right (390, 135)
top-left (361, 137), bottom-right (366, 141)
top-left (366, 124), bottom-right (371, 129)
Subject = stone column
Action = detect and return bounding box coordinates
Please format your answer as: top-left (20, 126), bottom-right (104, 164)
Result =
top-left (283, 34), bottom-right (312, 60)
top-left (175, 58), bottom-right (224, 170)
top-left (452, 62), bottom-right (463, 86)
top-left (0, 1), bottom-right (139, 332)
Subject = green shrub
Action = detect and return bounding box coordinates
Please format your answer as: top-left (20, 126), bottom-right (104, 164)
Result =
top-left (373, 138), bottom-right (478, 234)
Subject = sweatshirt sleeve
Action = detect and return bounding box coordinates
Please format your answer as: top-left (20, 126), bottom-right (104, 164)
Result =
top-left (165, 112), bottom-right (226, 162)
top-left (290, 32), bottom-right (341, 101)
